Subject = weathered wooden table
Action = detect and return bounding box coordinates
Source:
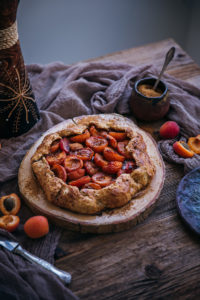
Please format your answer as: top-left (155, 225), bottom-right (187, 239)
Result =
top-left (55, 39), bottom-right (200, 299)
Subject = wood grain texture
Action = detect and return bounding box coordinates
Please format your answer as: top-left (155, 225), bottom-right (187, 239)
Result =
top-left (88, 38), bottom-right (199, 82)
top-left (54, 39), bottom-right (200, 299)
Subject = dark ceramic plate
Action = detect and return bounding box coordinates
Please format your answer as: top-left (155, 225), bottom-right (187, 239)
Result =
top-left (176, 167), bottom-right (200, 235)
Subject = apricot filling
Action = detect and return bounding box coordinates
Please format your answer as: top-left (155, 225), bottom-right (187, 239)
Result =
top-left (46, 125), bottom-right (137, 189)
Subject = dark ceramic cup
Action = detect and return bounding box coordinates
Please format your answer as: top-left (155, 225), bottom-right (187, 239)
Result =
top-left (129, 77), bottom-right (169, 121)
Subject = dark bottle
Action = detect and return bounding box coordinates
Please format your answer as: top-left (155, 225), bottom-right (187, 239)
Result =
top-left (0, 0), bottom-right (40, 138)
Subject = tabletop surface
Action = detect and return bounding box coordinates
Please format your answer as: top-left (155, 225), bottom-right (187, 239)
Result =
top-left (54, 38), bottom-right (200, 300)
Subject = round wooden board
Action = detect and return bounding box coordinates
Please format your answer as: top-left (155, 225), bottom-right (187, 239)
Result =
top-left (18, 114), bottom-right (165, 234)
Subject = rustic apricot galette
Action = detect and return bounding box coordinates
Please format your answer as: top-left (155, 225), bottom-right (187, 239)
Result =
top-left (31, 115), bottom-right (155, 215)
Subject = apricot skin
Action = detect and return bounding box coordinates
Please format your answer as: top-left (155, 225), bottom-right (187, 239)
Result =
top-left (24, 216), bottom-right (49, 239)
top-left (159, 121), bottom-right (180, 139)
top-left (173, 141), bottom-right (194, 158)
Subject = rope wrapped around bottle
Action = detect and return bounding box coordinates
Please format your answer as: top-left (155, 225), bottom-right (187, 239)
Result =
top-left (0, 0), bottom-right (40, 139)
top-left (0, 21), bottom-right (18, 50)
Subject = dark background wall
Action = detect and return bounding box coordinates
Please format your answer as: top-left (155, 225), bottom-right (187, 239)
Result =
top-left (17, 0), bottom-right (200, 65)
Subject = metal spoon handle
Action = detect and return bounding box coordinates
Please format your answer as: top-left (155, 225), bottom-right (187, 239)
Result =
top-left (153, 46), bottom-right (175, 90)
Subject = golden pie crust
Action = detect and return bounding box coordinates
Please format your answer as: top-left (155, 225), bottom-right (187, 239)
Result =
top-left (31, 114), bottom-right (155, 215)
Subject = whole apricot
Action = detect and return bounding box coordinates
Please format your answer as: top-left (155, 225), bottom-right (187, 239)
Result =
top-left (159, 121), bottom-right (180, 139)
top-left (24, 216), bottom-right (49, 239)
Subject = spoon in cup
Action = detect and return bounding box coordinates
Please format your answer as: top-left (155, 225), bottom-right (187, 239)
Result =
top-left (153, 46), bottom-right (175, 91)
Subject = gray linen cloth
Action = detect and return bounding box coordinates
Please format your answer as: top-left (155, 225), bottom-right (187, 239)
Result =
top-left (0, 61), bottom-right (200, 299)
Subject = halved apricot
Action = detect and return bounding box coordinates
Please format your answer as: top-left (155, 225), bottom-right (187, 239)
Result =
top-left (108, 132), bottom-right (127, 141)
top-left (70, 129), bottom-right (90, 143)
top-left (52, 164), bottom-right (67, 182)
top-left (173, 141), bottom-right (194, 158)
top-left (46, 154), bottom-right (59, 166)
top-left (68, 168), bottom-right (85, 181)
top-left (0, 193), bottom-right (21, 215)
top-left (0, 215), bottom-right (20, 232)
top-left (50, 140), bottom-right (60, 153)
top-left (75, 147), bottom-right (94, 161)
top-left (92, 172), bottom-right (112, 187)
top-left (103, 147), bottom-right (125, 162)
top-left (82, 182), bottom-right (102, 190)
top-left (94, 153), bottom-right (108, 168)
top-left (89, 125), bottom-right (99, 136)
top-left (64, 155), bottom-right (83, 172)
top-left (86, 136), bottom-right (108, 153)
top-left (69, 176), bottom-right (91, 187)
top-left (117, 140), bottom-right (132, 159)
top-left (84, 161), bottom-right (99, 176)
top-left (102, 161), bottom-right (122, 174)
top-left (188, 135), bottom-right (200, 154)
top-left (100, 131), bottom-right (117, 148)
top-left (55, 151), bottom-right (67, 164)
top-left (46, 151), bottom-right (71, 166)
top-left (69, 143), bottom-right (83, 151)
top-left (59, 137), bottom-right (70, 154)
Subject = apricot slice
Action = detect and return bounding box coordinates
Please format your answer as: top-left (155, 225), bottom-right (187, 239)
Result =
top-left (64, 155), bottom-right (83, 172)
top-left (46, 154), bottom-right (59, 166)
top-left (68, 168), bottom-right (85, 181)
top-left (69, 176), bottom-right (91, 187)
top-left (55, 151), bottom-right (67, 164)
top-left (84, 161), bottom-right (99, 176)
top-left (0, 215), bottom-right (20, 232)
top-left (70, 129), bottom-right (90, 143)
top-left (188, 135), bottom-right (200, 154)
top-left (94, 153), bottom-right (108, 168)
top-left (86, 136), bottom-right (108, 153)
top-left (75, 147), bottom-right (94, 161)
top-left (102, 161), bottom-right (122, 174)
top-left (108, 132), bottom-right (127, 141)
top-left (83, 182), bottom-right (102, 190)
top-left (24, 216), bottom-right (49, 239)
top-left (0, 193), bottom-right (21, 215)
top-left (173, 141), bottom-right (194, 158)
top-left (59, 137), bottom-right (70, 154)
top-left (103, 147), bottom-right (125, 162)
top-left (100, 131), bottom-right (117, 148)
top-left (117, 140), bottom-right (132, 159)
top-left (52, 164), bottom-right (67, 182)
top-left (50, 140), bottom-right (60, 153)
top-left (69, 143), bottom-right (83, 151)
top-left (89, 125), bottom-right (99, 136)
top-left (92, 172), bottom-right (112, 187)
top-left (46, 151), bottom-right (67, 166)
